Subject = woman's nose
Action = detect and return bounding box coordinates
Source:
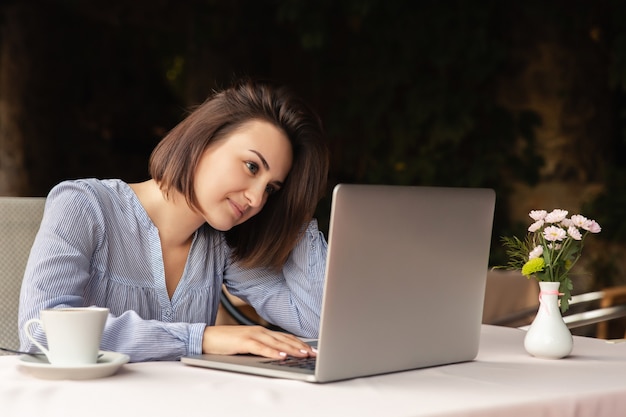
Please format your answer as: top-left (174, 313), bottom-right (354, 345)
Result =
top-left (244, 184), bottom-right (265, 208)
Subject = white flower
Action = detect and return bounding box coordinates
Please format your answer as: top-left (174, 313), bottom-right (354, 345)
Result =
top-left (528, 219), bottom-right (544, 232)
top-left (544, 225), bottom-right (567, 241)
top-left (560, 218), bottom-right (573, 228)
top-left (567, 226), bottom-right (582, 240)
top-left (529, 245), bottom-right (543, 259)
top-left (529, 210), bottom-right (547, 221)
top-left (545, 209), bottom-right (568, 223)
top-left (570, 214), bottom-right (588, 228)
top-left (584, 220), bottom-right (602, 233)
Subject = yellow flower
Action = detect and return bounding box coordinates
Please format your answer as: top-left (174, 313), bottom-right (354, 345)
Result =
top-left (522, 257), bottom-right (545, 277)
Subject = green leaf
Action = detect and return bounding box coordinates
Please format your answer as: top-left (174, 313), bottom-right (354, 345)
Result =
top-left (559, 277), bottom-right (573, 313)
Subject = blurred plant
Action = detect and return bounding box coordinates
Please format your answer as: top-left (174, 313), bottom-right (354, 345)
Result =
top-left (277, 0), bottom-right (544, 262)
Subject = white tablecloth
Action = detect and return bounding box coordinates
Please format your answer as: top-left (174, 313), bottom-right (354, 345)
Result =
top-left (2, 325), bottom-right (626, 417)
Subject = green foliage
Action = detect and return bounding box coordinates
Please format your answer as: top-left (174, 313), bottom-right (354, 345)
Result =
top-left (500, 235), bottom-right (533, 271)
top-left (501, 228), bottom-right (577, 312)
top-left (275, 0), bottom-right (548, 265)
top-left (584, 169), bottom-right (626, 243)
top-left (8, 0), bottom-right (626, 279)
top-left (276, 0), bottom-right (543, 191)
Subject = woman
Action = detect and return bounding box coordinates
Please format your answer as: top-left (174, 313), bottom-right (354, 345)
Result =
top-left (18, 79), bottom-right (329, 362)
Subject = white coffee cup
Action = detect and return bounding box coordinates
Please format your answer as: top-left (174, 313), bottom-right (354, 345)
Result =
top-left (23, 307), bottom-right (109, 366)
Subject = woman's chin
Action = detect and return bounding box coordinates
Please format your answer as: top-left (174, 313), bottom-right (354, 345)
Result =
top-left (205, 219), bottom-right (235, 232)
top-left (206, 213), bottom-right (253, 231)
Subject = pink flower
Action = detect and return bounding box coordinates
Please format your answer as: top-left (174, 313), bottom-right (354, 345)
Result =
top-left (567, 226), bottom-right (582, 240)
top-left (543, 225), bottom-right (567, 241)
top-left (529, 210), bottom-right (547, 221)
top-left (584, 220), bottom-right (602, 233)
top-left (528, 220), bottom-right (544, 232)
top-left (545, 209), bottom-right (568, 223)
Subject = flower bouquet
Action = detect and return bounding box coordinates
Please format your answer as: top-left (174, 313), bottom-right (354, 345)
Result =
top-left (500, 209), bottom-right (601, 313)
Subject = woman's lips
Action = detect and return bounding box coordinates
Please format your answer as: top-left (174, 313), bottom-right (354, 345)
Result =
top-left (229, 199), bottom-right (244, 218)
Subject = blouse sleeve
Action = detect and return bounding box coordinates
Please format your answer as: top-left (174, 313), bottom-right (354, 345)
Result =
top-left (18, 181), bottom-right (206, 362)
top-left (222, 219), bottom-right (328, 338)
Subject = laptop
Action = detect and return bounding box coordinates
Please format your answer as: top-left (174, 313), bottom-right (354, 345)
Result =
top-left (182, 184), bottom-right (496, 383)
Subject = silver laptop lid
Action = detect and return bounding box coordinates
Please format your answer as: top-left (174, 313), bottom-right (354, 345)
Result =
top-left (315, 184), bottom-right (495, 382)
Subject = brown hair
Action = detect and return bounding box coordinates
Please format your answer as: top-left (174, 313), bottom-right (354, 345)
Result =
top-left (149, 78), bottom-right (329, 270)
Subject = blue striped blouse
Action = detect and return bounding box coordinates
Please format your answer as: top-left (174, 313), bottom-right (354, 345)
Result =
top-left (18, 179), bottom-right (327, 362)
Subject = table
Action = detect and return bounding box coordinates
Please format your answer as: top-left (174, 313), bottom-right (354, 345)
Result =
top-left (2, 325), bottom-right (626, 417)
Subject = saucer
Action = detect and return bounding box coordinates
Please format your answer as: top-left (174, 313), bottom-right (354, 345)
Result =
top-left (18, 351), bottom-right (130, 380)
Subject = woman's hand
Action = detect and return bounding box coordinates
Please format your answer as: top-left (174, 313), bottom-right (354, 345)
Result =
top-left (202, 325), bottom-right (317, 359)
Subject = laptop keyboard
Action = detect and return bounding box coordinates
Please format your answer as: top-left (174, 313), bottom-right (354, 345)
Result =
top-left (263, 356), bottom-right (317, 370)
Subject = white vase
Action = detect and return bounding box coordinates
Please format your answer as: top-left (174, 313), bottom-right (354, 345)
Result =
top-left (523, 281), bottom-right (573, 359)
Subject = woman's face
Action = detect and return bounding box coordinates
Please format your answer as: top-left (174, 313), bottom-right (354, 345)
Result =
top-left (193, 119), bottom-right (293, 231)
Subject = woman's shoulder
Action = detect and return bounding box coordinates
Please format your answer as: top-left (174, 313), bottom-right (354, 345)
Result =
top-left (44, 179), bottom-right (155, 244)
top-left (48, 179), bottom-right (135, 207)
top-left (46, 178), bottom-right (144, 223)
top-left (49, 178), bottom-right (127, 197)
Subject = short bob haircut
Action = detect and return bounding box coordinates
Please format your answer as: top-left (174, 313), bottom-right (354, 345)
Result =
top-left (149, 78), bottom-right (329, 270)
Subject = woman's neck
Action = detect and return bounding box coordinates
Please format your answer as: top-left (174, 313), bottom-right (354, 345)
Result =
top-left (129, 179), bottom-right (205, 247)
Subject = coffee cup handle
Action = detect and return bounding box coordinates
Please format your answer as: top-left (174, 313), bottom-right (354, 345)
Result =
top-left (23, 318), bottom-right (50, 357)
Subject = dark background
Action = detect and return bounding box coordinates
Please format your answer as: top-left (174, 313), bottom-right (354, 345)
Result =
top-left (2, 0), bottom-right (626, 284)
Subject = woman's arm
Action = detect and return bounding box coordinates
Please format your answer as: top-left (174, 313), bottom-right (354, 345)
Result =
top-left (223, 220), bottom-right (328, 338)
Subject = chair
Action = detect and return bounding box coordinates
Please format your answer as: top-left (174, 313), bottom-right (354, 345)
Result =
top-left (595, 286), bottom-right (626, 339)
top-left (0, 197), bottom-right (46, 354)
top-left (217, 287), bottom-right (283, 330)
top-left (482, 269), bottom-right (539, 327)
top-left (558, 287), bottom-right (626, 338)
top-left (218, 287), bottom-right (263, 326)
top-left (484, 269), bottom-right (626, 338)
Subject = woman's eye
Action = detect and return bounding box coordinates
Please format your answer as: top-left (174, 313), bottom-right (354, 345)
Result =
top-left (265, 185), bottom-right (278, 195)
top-left (245, 161), bottom-right (259, 174)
